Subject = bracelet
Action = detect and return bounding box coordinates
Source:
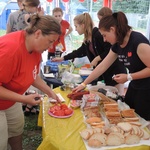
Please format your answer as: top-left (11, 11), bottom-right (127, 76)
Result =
top-left (81, 83), bottom-right (86, 88)
top-left (127, 73), bottom-right (133, 81)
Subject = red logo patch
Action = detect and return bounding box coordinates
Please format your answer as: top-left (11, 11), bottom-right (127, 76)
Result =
top-left (128, 52), bottom-right (132, 57)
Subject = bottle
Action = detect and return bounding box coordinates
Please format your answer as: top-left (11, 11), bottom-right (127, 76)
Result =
top-left (55, 46), bottom-right (61, 58)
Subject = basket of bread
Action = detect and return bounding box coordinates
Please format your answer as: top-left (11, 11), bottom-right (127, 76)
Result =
top-left (79, 91), bottom-right (150, 149)
top-left (80, 121), bottom-right (150, 148)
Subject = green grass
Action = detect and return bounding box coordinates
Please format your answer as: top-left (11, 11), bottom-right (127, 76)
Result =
top-left (23, 115), bottom-right (42, 150)
top-left (0, 30), bottom-right (6, 36)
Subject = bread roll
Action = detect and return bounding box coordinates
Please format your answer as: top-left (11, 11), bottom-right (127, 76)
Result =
top-left (107, 117), bottom-right (122, 124)
top-left (121, 109), bottom-right (136, 118)
top-left (86, 117), bottom-right (102, 124)
top-left (107, 133), bottom-right (122, 146)
top-left (88, 139), bottom-right (102, 148)
top-left (104, 107), bottom-right (119, 112)
top-left (89, 133), bottom-right (107, 146)
top-left (117, 122), bottom-right (132, 132)
top-left (104, 103), bottom-right (118, 109)
top-left (80, 128), bottom-right (93, 140)
top-left (125, 134), bottom-right (140, 145)
top-left (123, 117), bottom-right (139, 122)
top-left (141, 128), bottom-right (150, 140)
top-left (129, 121), bottom-right (142, 127)
top-left (105, 112), bottom-right (121, 117)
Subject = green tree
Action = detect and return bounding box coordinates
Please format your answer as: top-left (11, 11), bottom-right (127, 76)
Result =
top-left (112, 0), bottom-right (150, 14)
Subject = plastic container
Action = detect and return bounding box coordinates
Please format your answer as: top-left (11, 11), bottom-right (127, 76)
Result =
top-left (55, 46), bottom-right (61, 58)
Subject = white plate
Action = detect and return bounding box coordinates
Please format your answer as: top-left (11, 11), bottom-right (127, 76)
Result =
top-left (48, 110), bottom-right (74, 118)
top-left (43, 73), bottom-right (55, 78)
top-left (79, 69), bottom-right (93, 76)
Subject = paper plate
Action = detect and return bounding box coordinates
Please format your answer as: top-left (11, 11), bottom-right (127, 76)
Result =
top-left (48, 110), bottom-right (74, 118)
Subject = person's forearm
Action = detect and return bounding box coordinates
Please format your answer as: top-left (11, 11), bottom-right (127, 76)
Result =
top-left (65, 26), bottom-right (73, 37)
top-left (32, 75), bottom-right (54, 96)
top-left (65, 31), bottom-right (71, 37)
top-left (130, 67), bottom-right (150, 80)
top-left (83, 50), bottom-right (117, 85)
top-left (83, 65), bottom-right (105, 85)
top-left (95, 56), bottom-right (101, 62)
top-left (0, 86), bottom-right (25, 102)
top-left (6, 24), bottom-right (11, 34)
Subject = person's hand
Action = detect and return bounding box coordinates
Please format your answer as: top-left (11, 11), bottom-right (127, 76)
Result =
top-left (37, 7), bottom-right (44, 16)
top-left (72, 83), bottom-right (86, 93)
top-left (51, 57), bottom-right (64, 62)
top-left (91, 56), bottom-right (101, 67)
top-left (112, 73), bottom-right (128, 84)
top-left (91, 59), bottom-right (98, 67)
top-left (50, 91), bottom-right (61, 103)
top-left (24, 93), bottom-right (42, 105)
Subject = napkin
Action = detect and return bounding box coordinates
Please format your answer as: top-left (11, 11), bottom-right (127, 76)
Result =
top-left (48, 93), bottom-right (65, 103)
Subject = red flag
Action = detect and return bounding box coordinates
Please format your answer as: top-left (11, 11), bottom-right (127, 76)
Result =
top-left (47, 0), bottom-right (53, 2)
top-left (79, 0), bottom-right (85, 2)
top-left (62, 0), bottom-right (69, 2)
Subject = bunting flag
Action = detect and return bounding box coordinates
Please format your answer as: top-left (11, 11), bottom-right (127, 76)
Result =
top-left (62, 0), bottom-right (69, 2)
top-left (79, 0), bottom-right (85, 2)
top-left (78, 0), bottom-right (99, 2)
top-left (47, 0), bottom-right (53, 2)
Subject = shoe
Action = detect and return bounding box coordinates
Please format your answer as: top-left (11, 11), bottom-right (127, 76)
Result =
top-left (22, 104), bottom-right (27, 111)
top-left (33, 106), bottom-right (39, 114)
top-left (24, 106), bottom-right (38, 116)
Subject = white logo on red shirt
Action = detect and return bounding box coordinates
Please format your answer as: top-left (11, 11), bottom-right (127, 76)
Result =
top-left (33, 65), bottom-right (37, 79)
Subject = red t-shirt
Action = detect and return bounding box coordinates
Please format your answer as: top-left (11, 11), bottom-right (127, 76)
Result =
top-left (48, 20), bottom-right (70, 53)
top-left (0, 31), bottom-right (41, 110)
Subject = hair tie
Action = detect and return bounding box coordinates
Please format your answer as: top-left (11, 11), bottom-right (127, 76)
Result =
top-left (113, 12), bottom-right (118, 19)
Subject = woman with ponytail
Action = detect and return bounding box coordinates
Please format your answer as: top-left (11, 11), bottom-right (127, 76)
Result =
top-left (0, 14), bottom-right (61, 150)
top-left (74, 12), bottom-right (150, 124)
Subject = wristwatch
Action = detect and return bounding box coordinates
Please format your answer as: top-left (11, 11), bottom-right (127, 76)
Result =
top-left (127, 73), bottom-right (133, 81)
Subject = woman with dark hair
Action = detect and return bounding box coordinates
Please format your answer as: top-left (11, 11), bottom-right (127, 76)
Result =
top-left (74, 12), bottom-right (150, 123)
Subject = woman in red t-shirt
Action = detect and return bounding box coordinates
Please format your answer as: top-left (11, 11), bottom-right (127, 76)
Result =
top-left (47, 7), bottom-right (73, 59)
top-left (0, 14), bottom-right (61, 150)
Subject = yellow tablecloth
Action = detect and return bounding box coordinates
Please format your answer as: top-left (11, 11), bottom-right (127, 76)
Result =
top-left (37, 87), bottom-right (150, 150)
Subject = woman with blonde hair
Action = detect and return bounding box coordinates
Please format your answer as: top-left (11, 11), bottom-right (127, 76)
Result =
top-left (52, 12), bottom-right (127, 95)
top-left (0, 14), bottom-right (61, 150)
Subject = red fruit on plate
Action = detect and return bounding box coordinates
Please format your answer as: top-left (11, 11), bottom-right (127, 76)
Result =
top-left (53, 110), bottom-right (65, 116)
top-left (53, 105), bottom-right (61, 111)
top-left (60, 104), bottom-right (68, 110)
top-left (64, 108), bottom-right (73, 115)
top-left (49, 107), bottom-right (55, 113)
top-left (49, 104), bottom-right (61, 113)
